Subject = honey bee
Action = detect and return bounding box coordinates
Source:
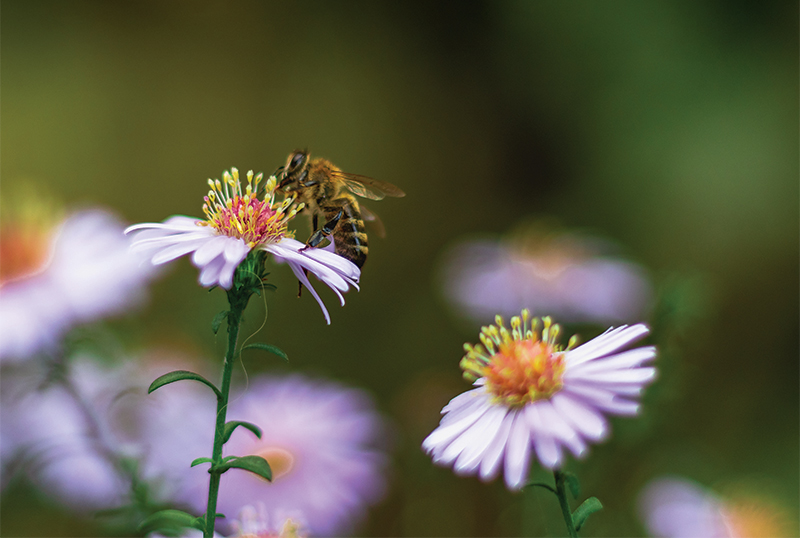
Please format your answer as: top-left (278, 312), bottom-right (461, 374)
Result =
top-left (276, 150), bottom-right (405, 269)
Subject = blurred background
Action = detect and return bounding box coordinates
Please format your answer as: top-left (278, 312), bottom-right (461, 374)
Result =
top-left (1, 1), bottom-right (797, 536)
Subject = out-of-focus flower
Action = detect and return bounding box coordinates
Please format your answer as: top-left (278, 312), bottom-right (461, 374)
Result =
top-left (638, 476), bottom-right (793, 538)
top-left (439, 226), bottom-right (652, 325)
top-left (125, 168), bottom-right (359, 324)
top-left (423, 311), bottom-right (656, 490)
top-left (231, 503), bottom-right (307, 538)
top-left (0, 204), bottom-right (158, 361)
top-left (139, 374), bottom-right (388, 536)
top-left (0, 357), bottom-right (137, 509)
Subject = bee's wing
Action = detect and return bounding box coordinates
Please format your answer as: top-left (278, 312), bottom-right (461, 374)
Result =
top-left (361, 205), bottom-right (386, 239)
top-left (331, 171), bottom-right (406, 201)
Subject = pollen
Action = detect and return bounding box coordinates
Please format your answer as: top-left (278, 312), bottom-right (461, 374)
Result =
top-left (460, 310), bottom-right (578, 407)
top-left (199, 168), bottom-right (303, 247)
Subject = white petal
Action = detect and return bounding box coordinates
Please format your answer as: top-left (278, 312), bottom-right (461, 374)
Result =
top-left (198, 255), bottom-right (225, 287)
top-left (567, 324), bottom-right (650, 366)
top-left (478, 410), bottom-right (516, 482)
top-left (285, 260), bottom-right (331, 325)
top-left (567, 367), bottom-right (656, 385)
top-left (217, 259), bottom-right (238, 290)
top-left (562, 385), bottom-right (640, 416)
top-left (503, 410), bottom-right (532, 490)
top-left (532, 432), bottom-right (561, 469)
top-left (422, 397), bottom-right (491, 457)
top-left (441, 386), bottom-right (488, 420)
top-left (550, 393), bottom-right (608, 441)
top-left (526, 401), bottom-right (585, 458)
top-left (150, 238), bottom-right (209, 265)
top-left (192, 236), bottom-right (229, 266)
top-left (452, 405), bottom-right (510, 474)
top-left (223, 237), bottom-right (250, 264)
top-left (567, 347), bottom-right (656, 376)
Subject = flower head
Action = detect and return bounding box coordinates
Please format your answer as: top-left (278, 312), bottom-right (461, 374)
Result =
top-left (423, 310), bottom-right (656, 490)
top-left (138, 375), bottom-right (388, 536)
top-left (638, 477), bottom-right (793, 538)
top-left (125, 168), bottom-right (360, 324)
top-left (0, 198), bottom-right (158, 361)
top-left (439, 227), bottom-right (652, 325)
top-left (0, 356), bottom-right (136, 509)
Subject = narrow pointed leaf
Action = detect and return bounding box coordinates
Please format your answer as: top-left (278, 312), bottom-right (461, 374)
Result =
top-left (148, 370), bottom-right (221, 398)
top-left (223, 420), bottom-right (263, 444)
top-left (564, 471), bottom-right (581, 499)
top-left (524, 481), bottom-right (557, 494)
top-left (192, 514), bottom-right (225, 530)
top-left (190, 457), bottom-right (212, 468)
top-left (217, 455), bottom-right (272, 481)
top-left (241, 343), bottom-right (288, 361)
top-left (139, 509), bottom-right (199, 533)
top-left (573, 496), bottom-right (603, 531)
top-left (212, 310), bottom-right (228, 334)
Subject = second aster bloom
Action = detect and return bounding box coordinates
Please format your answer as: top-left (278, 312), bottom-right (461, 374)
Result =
top-left (0, 200), bottom-right (158, 362)
top-left (125, 169), bottom-right (360, 324)
top-left (423, 311), bottom-right (656, 490)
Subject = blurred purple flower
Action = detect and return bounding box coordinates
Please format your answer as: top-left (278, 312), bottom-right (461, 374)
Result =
top-left (423, 312), bottom-right (656, 490)
top-left (0, 209), bottom-right (158, 362)
top-left (0, 357), bottom-right (138, 510)
top-left (125, 169), bottom-right (359, 324)
top-left (139, 374), bottom-right (389, 536)
top-left (638, 476), bottom-right (791, 538)
top-left (438, 228), bottom-right (652, 325)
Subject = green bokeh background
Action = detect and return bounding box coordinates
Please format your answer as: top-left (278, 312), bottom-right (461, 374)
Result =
top-left (2, 1), bottom-right (797, 536)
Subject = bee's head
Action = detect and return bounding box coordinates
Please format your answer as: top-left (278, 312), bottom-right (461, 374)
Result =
top-left (278, 150), bottom-right (309, 191)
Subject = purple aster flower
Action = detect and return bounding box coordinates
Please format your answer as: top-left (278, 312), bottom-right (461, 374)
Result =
top-left (125, 169), bottom-right (359, 324)
top-left (423, 310), bottom-right (656, 490)
top-left (0, 207), bottom-right (158, 361)
top-left (439, 228), bottom-right (652, 325)
top-left (138, 374), bottom-right (388, 536)
top-left (0, 356), bottom-right (137, 509)
top-left (638, 476), bottom-right (792, 538)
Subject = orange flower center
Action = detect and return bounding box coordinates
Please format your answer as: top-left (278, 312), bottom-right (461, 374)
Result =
top-left (460, 311), bottom-right (575, 407)
top-left (0, 224), bottom-right (52, 284)
top-left (254, 446), bottom-right (295, 482)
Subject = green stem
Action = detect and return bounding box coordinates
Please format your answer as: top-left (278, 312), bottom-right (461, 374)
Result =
top-left (554, 470), bottom-right (578, 538)
top-left (203, 293), bottom-right (246, 538)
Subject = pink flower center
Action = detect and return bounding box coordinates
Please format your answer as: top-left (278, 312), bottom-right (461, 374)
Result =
top-left (461, 311), bottom-right (575, 407)
top-left (200, 169), bottom-right (301, 248)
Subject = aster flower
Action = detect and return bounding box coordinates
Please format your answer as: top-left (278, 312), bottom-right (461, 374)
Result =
top-left (125, 169), bottom-right (359, 324)
top-left (638, 476), bottom-right (793, 538)
top-left (230, 503), bottom-right (307, 538)
top-left (0, 356), bottom-right (137, 509)
top-left (0, 207), bottom-right (158, 361)
top-left (439, 228), bottom-right (652, 325)
top-left (422, 310), bottom-right (656, 490)
top-left (138, 375), bottom-right (388, 537)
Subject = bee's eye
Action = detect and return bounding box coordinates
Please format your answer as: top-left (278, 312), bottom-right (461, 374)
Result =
top-left (290, 152), bottom-right (305, 170)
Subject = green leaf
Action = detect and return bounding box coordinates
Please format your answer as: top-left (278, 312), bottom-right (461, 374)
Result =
top-left (564, 471), bottom-right (581, 499)
top-left (138, 509), bottom-right (200, 534)
top-left (524, 481), bottom-right (556, 494)
top-left (148, 370), bottom-right (221, 399)
top-left (572, 496), bottom-right (603, 532)
top-left (241, 343), bottom-right (288, 361)
top-left (212, 310), bottom-right (228, 334)
top-left (192, 514), bottom-right (225, 530)
top-left (216, 455), bottom-right (272, 481)
top-left (190, 457), bottom-right (212, 468)
top-left (223, 421), bottom-right (263, 444)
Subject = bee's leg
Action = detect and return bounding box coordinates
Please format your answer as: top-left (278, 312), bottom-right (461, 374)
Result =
top-left (300, 210), bottom-right (343, 252)
top-left (298, 210), bottom-right (342, 298)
